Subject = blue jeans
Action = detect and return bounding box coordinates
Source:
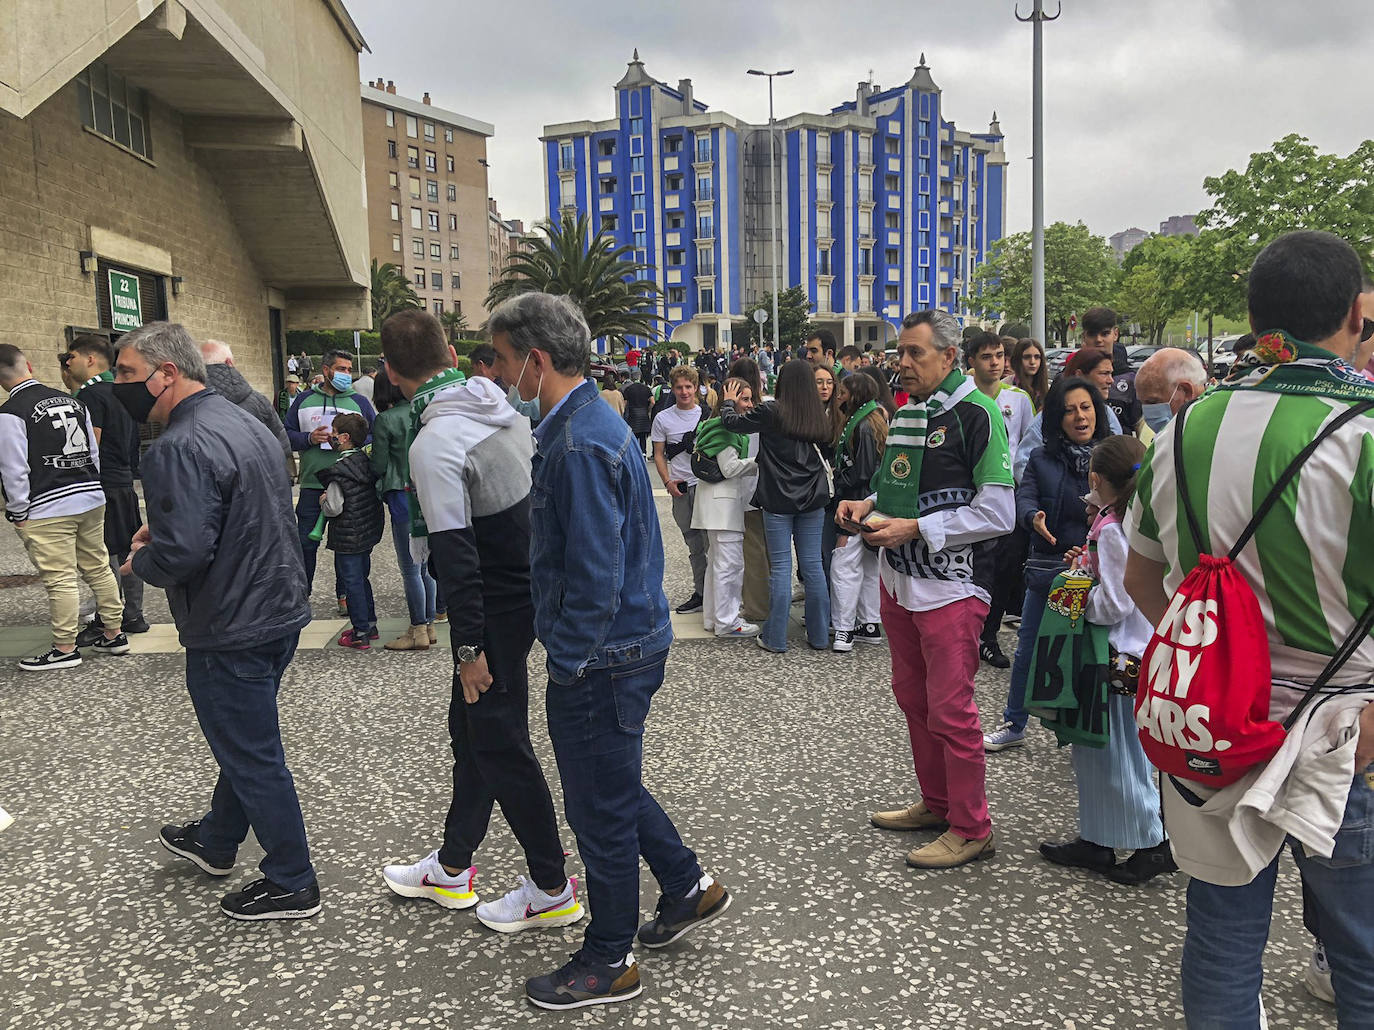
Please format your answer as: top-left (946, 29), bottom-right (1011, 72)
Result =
top-left (763, 509), bottom-right (830, 651)
top-left (1182, 771), bottom-right (1374, 1027)
top-left (820, 510), bottom-right (838, 587)
top-left (185, 632), bottom-right (315, 891)
top-left (334, 551), bottom-right (376, 635)
top-left (386, 491), bottom-right (435, 625)
top-left (1002, 576), bottom-right (1051, 732)
top-left (545, 650), bottom-right (702, 964)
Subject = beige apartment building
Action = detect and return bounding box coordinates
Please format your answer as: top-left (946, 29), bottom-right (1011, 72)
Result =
top-left (0, 0), bottom-right (371, 396)
top-left (486, 196), bottom-right (534, 289)
top-left (362, 80), bottom-right (493, 326)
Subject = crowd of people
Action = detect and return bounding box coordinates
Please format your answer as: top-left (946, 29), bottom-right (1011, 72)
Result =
top-left (4, 229), bottom-right (1374, 1024)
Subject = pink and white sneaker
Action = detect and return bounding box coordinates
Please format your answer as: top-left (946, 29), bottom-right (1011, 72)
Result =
top-left (475, 875), bottom-right (584, 933)
top-left (381, 849), bottom-right (477, 909)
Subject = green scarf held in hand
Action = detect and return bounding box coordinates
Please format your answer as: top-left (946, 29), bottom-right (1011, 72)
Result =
top-left (836, 400), bottom-right (878, 463)
top-left (694, 417), bottom-right (748, 460)
top-left (873, 368), bottom-right (971, 518)
top-left (406, 366), bottom-right (467, 541)
top-left (1026, 570), bottom-right (1111, 749)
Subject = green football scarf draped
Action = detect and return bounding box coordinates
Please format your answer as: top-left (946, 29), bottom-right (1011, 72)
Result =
top-left (1026, 571), bottom-right (1111, 748)
top-left (75, 370), bottom-right (113, 396)
top-left (694, 417), bottom-right (747, 461)
top-left (406, 367), bottom-right (467, 541)
top-left (1219, 330), bottom-right (1374, 401)
top-left (836, 400), bottom-right (878, 463)
top-left (874, 369), bottom-right (973, 518)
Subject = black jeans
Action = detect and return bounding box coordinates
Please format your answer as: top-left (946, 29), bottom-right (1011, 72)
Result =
top-left (982, 528), bottom-right (1028, 644)
top-left (439, 606), bottom-right (566, 891)
top-left (186, 632), bottom-right (315, 891)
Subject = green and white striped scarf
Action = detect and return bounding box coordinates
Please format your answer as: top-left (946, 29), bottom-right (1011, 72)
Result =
top-left (874, 369), bottom-right (976, 517)
top-left (407, 366), bottom-right (467, 542)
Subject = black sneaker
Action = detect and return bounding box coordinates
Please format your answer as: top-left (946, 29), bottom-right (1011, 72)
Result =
top-left (636, 877), bottom-right (731, 949)
top-left (18, 648), bottom-right (81, 672)
top-left (674, 593), bottom-right (704, 615)
top-left (159, 820), bottom-right (236, 876)
top-left (76, 618), bottom-right (106, 648)
top-left (980, 640), bottom-right (1011, 669)
top-left (854, 623), bottom-right (884, 645)
top-left (1039, 837), bottom-right (1116, 872)
top-left (525, 951), bottom-right (642, 1010)
top-left (1105, 840), bottom-right (1178, 886)
top-left (220, 877), bottom-right (321, 921)
top-left (121, 617), bottom-right (151, 634)
top-left (92, 633), bottom-right (130, 656)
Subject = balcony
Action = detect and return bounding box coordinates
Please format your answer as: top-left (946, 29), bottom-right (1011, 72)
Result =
top-left (695, 187), bottom-right (714, 203)
top-left (816, 150), bottom-right (832, 168)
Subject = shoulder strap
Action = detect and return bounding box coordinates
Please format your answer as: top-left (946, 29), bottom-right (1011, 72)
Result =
top-left (1171, 403), bottom-right (1206, 555)
top-left (1229, 399), bottom-right (1374, 560)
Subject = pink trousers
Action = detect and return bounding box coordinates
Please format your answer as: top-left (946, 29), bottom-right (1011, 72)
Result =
top-left (880, 588), bottom-right (992, 840)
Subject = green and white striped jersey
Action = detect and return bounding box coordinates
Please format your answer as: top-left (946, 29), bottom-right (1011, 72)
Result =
top-left (1126, 388), bottom-right (1374, 686)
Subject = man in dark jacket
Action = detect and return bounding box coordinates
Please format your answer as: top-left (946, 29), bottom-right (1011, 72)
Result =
top-left (114, 321), bottom-right (318, 923)
top-left (200, 340), bottom-right (292, 469)
top-left (621, 376), bottom-right (654, 457)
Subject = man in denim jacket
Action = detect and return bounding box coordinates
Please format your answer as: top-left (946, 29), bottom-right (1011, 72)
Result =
top-left (490, 292), bottom-right (731, 1011)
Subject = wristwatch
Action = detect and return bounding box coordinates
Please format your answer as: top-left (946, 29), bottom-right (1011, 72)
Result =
top-left (456, 644), bottom-right (483, 664)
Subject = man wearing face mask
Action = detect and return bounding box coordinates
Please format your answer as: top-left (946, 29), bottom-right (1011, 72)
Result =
top-left (283, 348), bottom-right (376, 597)
top-left (112, 321), bottom-right (318, 921)
top-left (1134, 347), bottom-right (1209, 435)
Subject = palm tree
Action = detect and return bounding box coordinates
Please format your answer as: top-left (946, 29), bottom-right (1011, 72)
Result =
top-left (438, 308), bottom-right (468, 344)
top-left (371, 259), bottom-right (420, 328)
top-left (485, 213), bottom-right (661, 348)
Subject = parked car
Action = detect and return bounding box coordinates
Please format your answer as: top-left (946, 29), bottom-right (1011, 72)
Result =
top-left (588, 360), bottom-right (617, 384)
top-left (1045, 347), bottom-right (1072, 377)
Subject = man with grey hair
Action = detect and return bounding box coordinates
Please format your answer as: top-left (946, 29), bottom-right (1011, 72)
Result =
top-left (837, 308), bottom-right (1015, 870)
top-left (1135, 346), bottom-right (1210, 435)
top-left (0, 343), bottom-right (127, 670)
top-left (490, 292), bottom-right (730, 1011)
top-left (113, 321), bottom-right (318, 922)
top-left (199, 340), bottom-right (292, 467)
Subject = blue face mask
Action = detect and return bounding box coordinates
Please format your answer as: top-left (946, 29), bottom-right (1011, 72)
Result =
top-left (1141, 402), bottom-right (1172, 434)
top-left (330, 371), bottom-right (353, 392)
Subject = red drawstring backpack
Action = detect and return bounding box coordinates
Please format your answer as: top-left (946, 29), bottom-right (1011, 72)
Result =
top-left (1136, 399), bottom-right (1374, 787)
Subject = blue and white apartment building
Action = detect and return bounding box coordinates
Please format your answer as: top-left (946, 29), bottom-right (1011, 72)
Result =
top-left (542, 52), bottom-right (1006, 353)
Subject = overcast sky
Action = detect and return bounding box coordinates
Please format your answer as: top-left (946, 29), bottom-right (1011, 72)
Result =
top-left (354, 0), bottom-right (1368, 240)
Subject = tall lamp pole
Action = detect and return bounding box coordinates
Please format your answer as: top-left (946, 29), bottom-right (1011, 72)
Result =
top-left (749, 68), bottom-right (792, 352)
top-left (1016, 1), bottom-right (1060, 345)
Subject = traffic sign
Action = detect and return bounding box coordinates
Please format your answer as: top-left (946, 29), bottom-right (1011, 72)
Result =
top-left (752, 308), bottom-right (769, 324)
top-left (108, 270), bottom-right (142, 332)
top-left (1068, 314), bottom-right (1077, 331)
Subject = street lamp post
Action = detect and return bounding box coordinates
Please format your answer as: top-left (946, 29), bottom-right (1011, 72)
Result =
top-left (748, 68), bottom-right (792, 353)
top-left (1016, 0), bottom-right (1060, 345)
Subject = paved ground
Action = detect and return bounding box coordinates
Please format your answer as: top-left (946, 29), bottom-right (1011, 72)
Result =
top-left (0, 486), bottom-right (1332, 1029)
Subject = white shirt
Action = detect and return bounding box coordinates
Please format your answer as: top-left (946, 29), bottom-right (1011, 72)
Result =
top-left (652, 404), bottom-right (703, 486)
top-left (353, 374), bottom-right (375, 403)
top-left (993, 383), bottom-right (1035, 478)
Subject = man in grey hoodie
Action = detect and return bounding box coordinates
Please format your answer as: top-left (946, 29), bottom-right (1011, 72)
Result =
top-left (200, 341), bottom-right (292, 470)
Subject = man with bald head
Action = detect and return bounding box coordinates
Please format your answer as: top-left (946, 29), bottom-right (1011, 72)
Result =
top-left (1135, 347), bottom-right (1210, 435)
top-left (200, 340), bottom-right (292, 467)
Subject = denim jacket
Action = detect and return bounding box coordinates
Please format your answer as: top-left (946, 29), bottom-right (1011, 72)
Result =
top-left (531, 380), bottom-right (673, 684)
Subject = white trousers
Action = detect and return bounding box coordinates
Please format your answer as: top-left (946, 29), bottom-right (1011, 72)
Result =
top-left (703, 529), bottom-right (745, 632)
top-left (829, 534), bottom-right (880, 630)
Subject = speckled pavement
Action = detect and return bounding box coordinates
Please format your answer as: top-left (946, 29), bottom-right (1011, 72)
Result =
top-left (0, 483), bottom-right (1332, 1029)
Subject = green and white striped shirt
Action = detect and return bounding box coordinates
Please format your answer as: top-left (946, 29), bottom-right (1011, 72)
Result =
top-left (1126, 388), bottom-right (1374, 686)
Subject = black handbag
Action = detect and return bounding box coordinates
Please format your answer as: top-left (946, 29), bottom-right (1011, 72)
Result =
top-left (690, 448), bottom-right (726, 484)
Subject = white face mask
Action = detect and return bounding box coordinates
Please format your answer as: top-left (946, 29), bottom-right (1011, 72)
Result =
top-left (510, 349), bottom-right (544, 403)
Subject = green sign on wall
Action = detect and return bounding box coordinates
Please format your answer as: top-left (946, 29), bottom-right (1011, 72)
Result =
top-left (108, 270), bottom-right (143, 332)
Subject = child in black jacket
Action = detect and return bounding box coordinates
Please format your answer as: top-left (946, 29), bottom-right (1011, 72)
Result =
top-left (318, 412), bottom-right (384, 649)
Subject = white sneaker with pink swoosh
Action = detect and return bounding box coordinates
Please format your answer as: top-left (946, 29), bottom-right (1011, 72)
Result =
top-left (476, 875), bottom-right (584, 934)
top-left (381, 849), bottom-right (478, 909)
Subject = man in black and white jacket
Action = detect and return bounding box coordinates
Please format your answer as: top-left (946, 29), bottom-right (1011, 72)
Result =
top-left (0, 344), bottom-right (127, 670)
top-left (377, 309), bottom-right (580, 935)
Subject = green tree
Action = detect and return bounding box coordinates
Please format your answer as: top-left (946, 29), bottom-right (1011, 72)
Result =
top-left (1116, 234), bottom-right (1191, 344)
top-left (485, 213), bottom-right (661, 349)
top-left (438, 308), bottom-right (468, 345)
top-left (370, 259), bottom-right (420, 328)
top-left (747, 286), bottom-right (816, 351)
top-left (971, 221), bottom-right (1118, 344)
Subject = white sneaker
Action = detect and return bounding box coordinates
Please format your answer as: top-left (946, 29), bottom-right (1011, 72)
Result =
top-left (0, 805), bottom-right (12, 832)
top-left (715, 621), bottom-right (761, 638)
top-left (475, 874), bottom-right (584, 933)
top-left (381, 849), bottom-right (478, 909)
top-left (1304, 939), bottom-right (1335, 1004)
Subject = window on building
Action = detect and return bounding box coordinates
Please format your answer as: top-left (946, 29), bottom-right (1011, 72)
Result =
top-left (450, 244), bottom-right (460, 259)
top-left (408, 176), bottom-right (420, 198)
top-left (427, 211), bottom-right (439, 231)
top-left (859, 248), bottom-right (872, 275)
top-left (407, 146), bottom-right (419, 168)
top-left (885, 174), bottom-right (900, 192)
top-left (918, 157), bottom-right (930, 175)
top-left (886, 136), bottom-right (900, 154)
top-left (817, 287), bottom-right (831, 313)
top-left (696, 176), bottom-right (712, 201)
top-left (886, 248), bottom-right (900, 265)
top-left (432, 300), bottom-right (444, 315)
top-left (387, 139), bottom-right (397, 158)
top-left (859, 209), bottom-right (873, 237)
top-left (412, 238), bottom-right (424, 257)
top-left (816, 133), bottom-right (830, 165)
top-left (420, 121), bottom-right (433, 142)
top-left (430, 242), bottom-right (442, 260)
top-left (447, 183), bottom-right (457, 202)
top-left (76, 62), bottom-right (153, 158)
top-left (412, 267), bottom-right (425, 286)
top-left (817, 248), bottom-right (830, 275)
top-left (697, 247), bottom-right (714, 274)
top-left (388, 170), bottom-right (399, 189)
top-left (695, 134), bottom-right (711, 162)
top-left (600, 178), bottom-right (617, 194)
top-left (858, 135), bottom-right (873, 165)
top-left (451, 273), bottom-right (461, 289)
top-left (629, 117), bottom-right (644, 136)
top-left (445, 127), bottom-right (454, 143)
top-left (559, 141), bottom-right (574, 171)
top-left (668, 286), bottom-right (686, 304)
top-left (448, 213), bottom-right (458, 231)
top-left (598, 139), bottom-right (617, 157)
top-left (885, 284), bottom-right (900, 303)
top-left (390, 202), bottom-right (401, 221)
top-left (391, 233), bottom-right (401, 252)
top-left (601, 215), bottom-right (617, 231)
top-left (630, 157), bottom-right (644, 175)
top-left (700, 286), bottom-right (714, 313)
top-left (406, 115), bottom-right (418, 138)
top-left (560, 180), bottom-right (576, 209)
top-left (816, 210), bottom-right (830, 238)
top-left (885, 212), bottom-right (900, 230)
top-left (668, 213), bottom-right (684, 229)
top-left (665, 135), bottom-right (683, 153)
top-left (385, 109), bottom-right (394, 127)
top-left (669, 250), bottom-right (684, 266)
top-left (427, 180), bottom-right (439, 201)
top-left (431, 271), bottom-right (443, 290)
top-left (918, 120), bottom-right (930, 138)
top-left (425, 151), bottom-right (437, 173)
top-left (697, 214), bottom-right (713, 238)
top-left (859, 282), bottom-right (872, 311)
top-left (444, 155), bottom-right (453, 174)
